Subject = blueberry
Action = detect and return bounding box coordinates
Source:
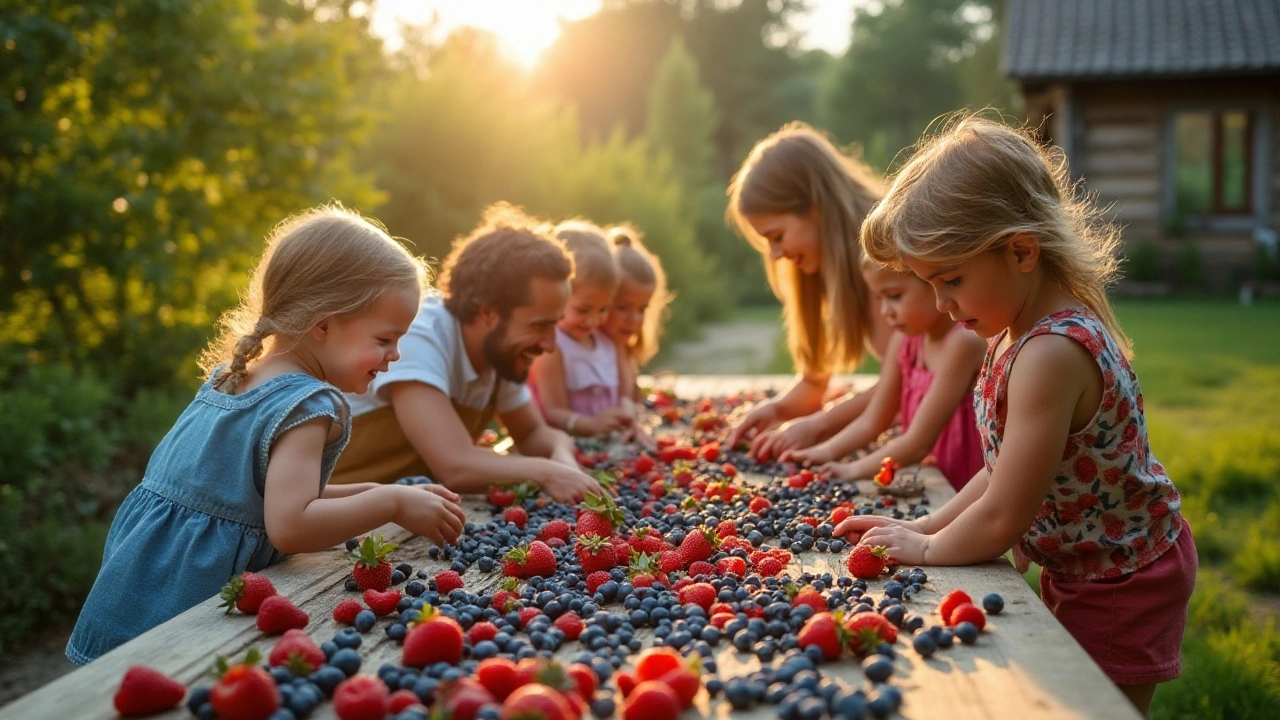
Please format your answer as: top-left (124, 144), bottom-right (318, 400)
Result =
top-left (308, 666), bottom-right (346, 696)
top-left (344, 577), bottom-right (360, 592)
top-left (333, 628), bottom-right (362, 649)
top-left (344, 538), bottom-right (360, 552)
top-left (405, 580), bottom-right (426, 597)
top-left (912, 632), bottom-right (938, 657)
top-left (955, 621), bottom-right (980, 644)
top-left (186, 686), bottom-right (211, 714)
top-left (329, 648), bottom-right (362, 677)
top-left (589, 697), bottom-right (615, 718)
top-left (354, 609), bottom-right (377, 633)
top-left (386, 622), bottom-right (407, 641)
top-left (391, 570), bottom-right (407, 585)
top-left (862, 655), bottom-right (894, 683)
top-left (982, 592), bottom-right (1005, 615)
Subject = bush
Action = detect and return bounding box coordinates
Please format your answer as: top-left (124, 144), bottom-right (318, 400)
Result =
top-left (1176, 237), bottom-right (1205, 290)
top-left (0, 363), bottom-right (119, 488)
top-left (1152, 624), bottom-right (1280, 719)
top-left (1124, 238), bottom-right (1162, 283)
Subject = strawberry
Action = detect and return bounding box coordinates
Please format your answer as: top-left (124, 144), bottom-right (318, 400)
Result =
top-left (403, 606), bottom-right (464, 667)
top-left (615, 669), bottom-right (639, 698)
top-left (475, 657), bottom-right (521, 701)
top-left (586, 570), bottom-right (611, 594)
top-left (435, 570), bottom-right (464, 595)
top-left (439, 678), bottom-right (498, 720)
top-left (948, 603), bottom-right (987, 630)
top-left (554, 611), bottom-right (584, 640)
top-left (501, 545), bottom-right (530, 578)
top-left (575, 534), bottom-right (617, 574)
top-left (210, 649), bottom-right (279, 720)
top-left (629, 527), bottom-right (665, 554)
top-left (658, 550), bottom-right (682, 574)
top-left (517, 607), bottom-right (543, 628)
top-left (348, 534), bottom-right (398, 592)
top-left (363, 588), bottom-right (402, 616)
top-left (677, 582), bottom-right (716, 611)
top-left (577, 492), bottom-right (624, 537)
top-left (657, 664), bottom-right (702, 708)
top-left (716, 556), bottom-right (747, 576)
top-left (846, 544), bottom-right (889, 579)
top-left (113, 665), bottom-right (185, 716)
top-left (501, 683), bottom-right (575, 720)
top-left (829, 505), bottom-right (856, 526)
top-left (388, 689), bottom-right (421, 714)
top-left (700, 442), bottom-right (720, 462)
top-left (503, 506), bottom-right (528, 529)
top-left (634, 454), bottom-right (655, 474)
top-left (748, 496), bottom-right (771, 513)
top-left (487, 485), bottom-right (517, 507)
top-left (267, 629), bottom-right (325, 676)
top-left (524, 540), bottom-right (557, 578)
top-left (722, 462), bottom-right (738, 477)
top-left (755, 557), bottom-right (783, 577)
top-left (843, 612), bottom-right (898, 655)
top-left (677, 527), bottom-right (719, 567)
top-left (539, 519), bottom-right (572, 542)
top-left (623, 681), bottom-right (682, 720)
top-left (938, 589), bottom-right (974, 624)
top-left (688, 560), bottom-right (716, 577)
top-left (491, 577), bottom-right (521, 611)
top-left (218, 572), bottom-right (277, 615)
top-left (791, 586), bottom-right (829, 614)
top-left (333, 674), bottom-right (389, 720)
top-left (566, 662), bottom-right (598, 701)
top-left (255, 595), bottom-right (308, 634)
top-left (715, 519), bottom-right (738, 538)
top-left (635, 647), bottom-right (683, 681)
top-left (469, 620), bottom-right (499, 645)
top-left (797, 611), bottom-right (845, 661)
top-left (332, 598), bottom-right (363, 625)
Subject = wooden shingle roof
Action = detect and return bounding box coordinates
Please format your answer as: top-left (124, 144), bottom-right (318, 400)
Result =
top-left (1002, 0), bottom-right (1280, 80)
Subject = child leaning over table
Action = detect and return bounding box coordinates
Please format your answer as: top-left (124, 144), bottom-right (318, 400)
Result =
top-left (834, 116), bottom-right (1196, 718)
top-left (781, 254), bottom-right (985, 491)
top-left (67, 206), bottom-right (465, 665)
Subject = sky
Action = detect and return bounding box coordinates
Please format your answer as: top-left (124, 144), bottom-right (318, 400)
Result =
top-left (368, 0), bottom-right (865, 68)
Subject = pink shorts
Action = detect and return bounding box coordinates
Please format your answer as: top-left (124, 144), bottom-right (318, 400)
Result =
top-left (1040, 519), bottom-right (1197, 685)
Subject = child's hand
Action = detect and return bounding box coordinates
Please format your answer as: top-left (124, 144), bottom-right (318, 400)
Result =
top-left (832, 515), bottom-right (918, 544)
top-left (815, 460), bottom-right (863, 482)
top-left (416, 483), bottom-right (461, 505)
top-left (780, 442), bottom-right (835, 466)
top-left (859, 524), bottom-right (930, 566)
top-left (539, 465), bottom-right (604, 505)
top-left (394, 486), bottom-right (465, 548)
top-left (754, 415), bottom-right (825, 461)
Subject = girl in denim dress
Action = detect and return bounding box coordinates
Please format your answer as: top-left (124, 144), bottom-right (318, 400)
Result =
top-left (68, 206), bottom-right (467, 664)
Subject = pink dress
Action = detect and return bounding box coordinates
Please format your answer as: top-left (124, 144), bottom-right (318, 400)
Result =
top-left (898, 327), bottom-right (983, 490)
top-left (975, 308), bottom-right (1195, 684)
top-left (554, 328), bottom-right (619, 417)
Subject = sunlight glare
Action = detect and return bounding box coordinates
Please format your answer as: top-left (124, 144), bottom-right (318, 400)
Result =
top-left (373, 0), bottom-right (602, 70)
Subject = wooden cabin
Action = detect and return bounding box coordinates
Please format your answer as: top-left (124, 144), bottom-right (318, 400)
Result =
top-left (1002, 0), bottom-right (1280, 289)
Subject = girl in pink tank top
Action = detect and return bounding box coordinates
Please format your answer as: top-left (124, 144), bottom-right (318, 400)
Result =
top-left (531, 221), bottom-right (635, 438)
top-left (839, 117), bottom-right (1194, 715)
top-left (784, 259), bottom-right (985, 490)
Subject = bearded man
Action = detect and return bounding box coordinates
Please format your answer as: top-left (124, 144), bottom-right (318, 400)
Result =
top-left (330, 204), bottom-right (602, 504)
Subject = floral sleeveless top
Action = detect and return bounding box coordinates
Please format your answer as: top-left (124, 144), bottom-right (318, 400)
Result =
top-left (975, 309), bottom-right (1183, 581)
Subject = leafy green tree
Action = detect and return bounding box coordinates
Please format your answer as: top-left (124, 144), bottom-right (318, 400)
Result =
top-left (646, 36), bottom-right (718, 195)
top-left (825, 0), bottom-right (994, 169)
top-left (0, 0), bottom-right (384, 392)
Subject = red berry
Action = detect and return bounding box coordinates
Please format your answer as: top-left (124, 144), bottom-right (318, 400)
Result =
top-left (948, 603), bottom-right (987, 630)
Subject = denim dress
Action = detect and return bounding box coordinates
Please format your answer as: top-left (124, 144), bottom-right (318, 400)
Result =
top-left (66, 370), bottom-right (350, 665)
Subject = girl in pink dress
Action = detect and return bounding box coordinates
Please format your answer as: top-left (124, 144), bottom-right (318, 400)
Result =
top-left (531, 221), bottom-right (635, 438)
top-left (837, 116), bottom-right (1194, 717)
top-left (784, 258), bottom-right (985, 490)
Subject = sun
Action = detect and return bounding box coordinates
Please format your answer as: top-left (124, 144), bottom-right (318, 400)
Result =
top-left (372, 0), bottom-right (601, 71)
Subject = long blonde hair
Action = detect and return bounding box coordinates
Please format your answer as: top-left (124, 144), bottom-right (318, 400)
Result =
top-left (727, 122), bottom-right (883, 375)
top-left (608, 224), bottom-right (670, 365)
top-left (201, 204), bottom-right (428, 393)
top-left (861, 115), bottom-right (1129, 353)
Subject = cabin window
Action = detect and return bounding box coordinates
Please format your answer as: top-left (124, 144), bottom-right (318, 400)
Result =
top-left (1172, 110), bottom-right (1253, 216)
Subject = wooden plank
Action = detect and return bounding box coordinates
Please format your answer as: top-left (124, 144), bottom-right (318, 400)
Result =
top-left (2, 376), bottom-right (1139, 720)
top-left (1081, 151), bottom-right (1159, 176)
top-left (1083, 125), bottom-right (1159, 151)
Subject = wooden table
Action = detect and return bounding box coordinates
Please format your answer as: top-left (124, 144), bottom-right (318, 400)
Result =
top-left (2, 376), bottom-right (1139, 719)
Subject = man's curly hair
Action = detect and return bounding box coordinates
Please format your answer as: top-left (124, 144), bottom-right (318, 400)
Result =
top-left (439, 203), bottom-right (573, 322)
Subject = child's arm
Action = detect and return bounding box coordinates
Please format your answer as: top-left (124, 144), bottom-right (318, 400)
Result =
top-left (320, 482), bottom-right (380, 498)
top-left (859, 335), bottom-right (1095, 565)
top-left (832, 465), bottom-right (990, 539)
top-left (531, 346), bottom-right (629, 436)
top-left (824, 330), bottom-right (984, 479)
top-left (263, 419), bottom-right (466, 553)
top-left (783, 334), bottom-right (905, 468)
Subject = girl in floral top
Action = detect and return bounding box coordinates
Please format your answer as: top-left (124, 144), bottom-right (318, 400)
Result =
top-left (834, 116), bottom-right (1195, 716)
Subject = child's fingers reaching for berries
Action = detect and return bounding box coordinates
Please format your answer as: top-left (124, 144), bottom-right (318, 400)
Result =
top-left (395, 487), bottom-right (465, 547)
top-left (815, 460), bottom-right (860, 481)
top-left (779, 444), bottom-right (832, 466)
top-left (832, 515), bottom-right (895, 542)
top-left (417, 484), bottom-right (461, 504)
top-left (858, 525), bottom-right (930, 565)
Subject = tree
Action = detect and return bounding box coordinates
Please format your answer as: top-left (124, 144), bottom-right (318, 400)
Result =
top-left (646, 36), bottom-right (718, 195)
top-left (0, 0), bottom-right (385, 392)
top-left (825, 0), bottom-right (994, 169)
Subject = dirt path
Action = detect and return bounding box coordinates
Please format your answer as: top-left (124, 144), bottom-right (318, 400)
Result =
top-left (656, 317), bottom-right (783, 375)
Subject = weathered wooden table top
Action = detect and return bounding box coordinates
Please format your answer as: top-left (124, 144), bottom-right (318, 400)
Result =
top-left (3, 375), bottom-right (1139, 719)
